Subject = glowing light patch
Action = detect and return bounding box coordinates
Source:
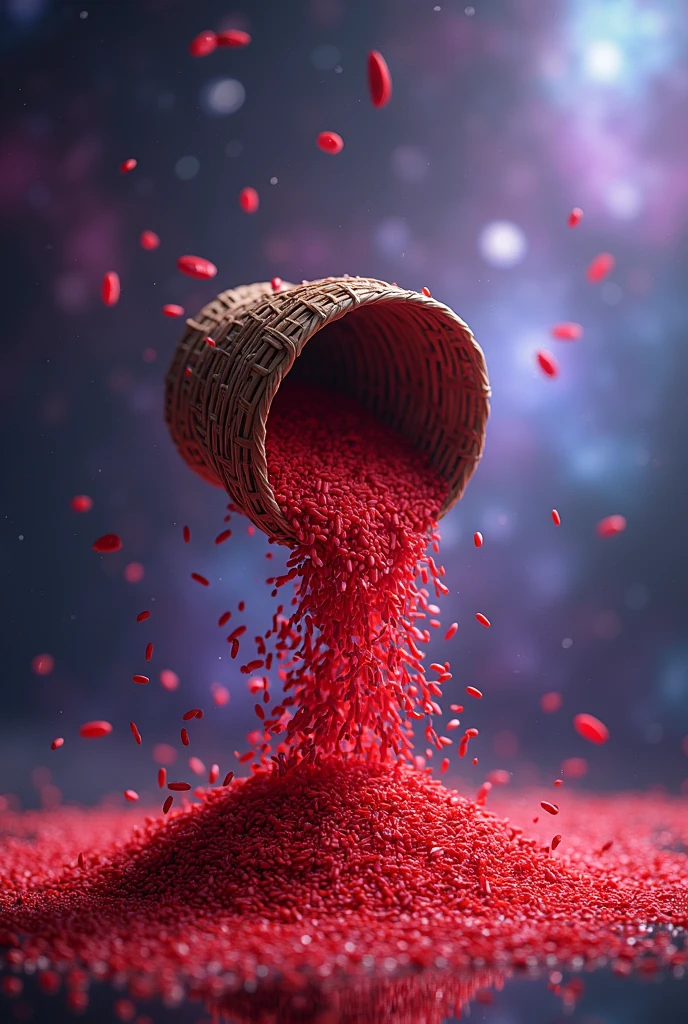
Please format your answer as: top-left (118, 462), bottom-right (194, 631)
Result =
top-left (478, 221), bottom-right (527, 269)
top-left (585, 41), bottom-right (624, 81)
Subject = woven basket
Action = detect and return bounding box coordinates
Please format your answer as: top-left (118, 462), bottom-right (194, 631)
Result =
top-left (165, 276), bottom-right (490, 546)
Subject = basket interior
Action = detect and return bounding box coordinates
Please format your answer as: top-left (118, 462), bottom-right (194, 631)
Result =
top-left (272, 297), bottom-right (482, 515)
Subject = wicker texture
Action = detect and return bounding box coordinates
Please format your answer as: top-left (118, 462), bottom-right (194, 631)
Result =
top-left (165, 276), bottom-right (490, 545)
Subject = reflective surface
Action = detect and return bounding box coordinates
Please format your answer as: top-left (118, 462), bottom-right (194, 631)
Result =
top-left (2, 965), bottom-right (687, 1023)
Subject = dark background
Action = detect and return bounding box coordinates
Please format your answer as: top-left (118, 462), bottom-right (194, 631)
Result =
top-left (1, 0), bottom-right (688, 818)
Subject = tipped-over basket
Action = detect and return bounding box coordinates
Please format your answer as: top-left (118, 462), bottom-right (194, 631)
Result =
top-left (165, 276), bottom-right (490, 546)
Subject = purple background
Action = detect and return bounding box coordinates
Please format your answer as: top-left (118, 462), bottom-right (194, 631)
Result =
top-left (2, 0), bottom-right (688, 815)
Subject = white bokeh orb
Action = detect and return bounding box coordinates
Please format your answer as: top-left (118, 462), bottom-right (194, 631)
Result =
top-left (478, 220), bottom-right (528, 268)
top-left (203, 79), bottom-right (246, 116)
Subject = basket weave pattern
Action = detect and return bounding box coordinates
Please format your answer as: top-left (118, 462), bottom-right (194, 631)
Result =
top-left (165, 276), bottom-right (490, 545)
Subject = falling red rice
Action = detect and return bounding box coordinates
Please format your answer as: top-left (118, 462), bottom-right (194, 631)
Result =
top-left (238, 187), bottom-right (259, 213)
top-left (160, 669), bottom-right (179, 691)
top-left (573, 713), bottom-right (609, 745)
top-left (551, 322), bottom-right (583, 341)
top-left (101, 272), bottom-right (120, 307)
top-left (216, 29), bottom-right (251, 47)
top-left (139, 230), bottom-right (160, 250)
top-left (189, 30), bottom-right (217, 57)
top-left (92, 534), bottom-right (122, 553)
top-left (317, 131), bottom-right (344, 154)
top-left (536, 350), bottom-right (559, 378)
top-left (540, 691), bottom-right (562, 713)
top-left (176, 255), bottom-right (217, 280)
top-left (70, 494), bottom-right (93, 512)
top-left (586, 252), bottom-right (615, 284)
top-left (596, 514), bottom-right (626, 538)
top-left (79, 721), bottom-right (113, 739)
top-left (367, 50), bottom-right (393, 108)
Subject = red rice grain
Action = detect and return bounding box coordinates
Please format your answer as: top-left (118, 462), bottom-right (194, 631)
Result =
top-left (71, 495), bottom-right (93, 512)
top-left (92, 534), bottom-right (122, 553)
top-left (238, 187), bottom-right (259, 214)
top-left (317, 131), bottom-right (344, 154)
top-left (536, 350), bottom-right (559, 378)
top-left (159, 669), bottom-right (179, 691)
top-left (586, 253), bottom-right (615, 284)
top-left (216, 30), bottom-right (251, 48)
top-left (367, 50), bottom-right (392, 108)
top-left (189, 30), bottom-right (217, 57)
top-left (79, 721), bottom-right (113, 739)
top-left (573, 713), bottom-right (609, 745)
top-left (596, 514), bottom-right (626, 538)
top-left (176, 255), bottom-right (217, 280)
top-left (101, 272), bottom-right (120, 307)
top-left (551, 322), bottom-right (583, 341)
top-left (139, 230), bottom-right (160, 250)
